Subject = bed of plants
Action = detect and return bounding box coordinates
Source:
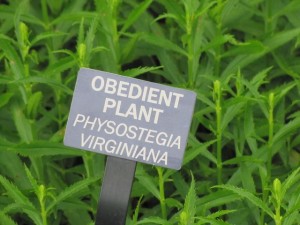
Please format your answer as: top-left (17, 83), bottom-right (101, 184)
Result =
top-left (0, 0), bottom-right (300, 224)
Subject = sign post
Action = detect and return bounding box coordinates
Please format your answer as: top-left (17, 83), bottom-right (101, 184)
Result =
top-left (64, 68), bottom-right (196, 224)
top-left (95, 157), bottom-right (136, 225)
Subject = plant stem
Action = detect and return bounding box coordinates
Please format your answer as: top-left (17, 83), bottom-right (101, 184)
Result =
top-left (213, 4), bottom-right (224, 186)
top-left (267, 93), bottom-right (274, 180)
top-left (274, 207), bottom-right (282, 225)
top-left (41, 203), bottom-right (47, 225)
top-left (273, 178), bottom-right (282, 225)
top-left (264, 0), bottom-right (272, 34)
top-left (157, 167), bottom-right (167, 220)
top-left (187, 37), bottom-right (194, 88)
top-left (217, 109), bottom-right (222, 185)
top-left (214, 81), bottom-right (222, 185)
top-left (185, 6), bottom-right (194, 88)
top-left (261, 93), bottom-right (275, 225)
top-left (41, 0), bottom-right (49, 29)
top-left (111, 1), bottom-right (121, 73)
top-left (39, 185), bottom-right (48, 225)
top-left (214, 0), bottom-right (224, 77)
top-left (83, 152), bottom-right (94, 178)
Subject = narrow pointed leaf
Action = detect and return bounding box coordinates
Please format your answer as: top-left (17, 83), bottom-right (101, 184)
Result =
top-left (273, 117), bottom-right (300, 145)
top-left (122, 66), bottom-right (163, 77)
top-left (0, 175), bottom-right (41, 224)
top-left (142, 34), bottom-right (188, 57)
top-left (214, 184), bottom-right (274, 217)
top-left (0, 212), bottom-right (18, 225)
top-left (282, 167), bottom-right (300, 196)
top-left (12, 104), bottom-right (33, 144)
top-left (46, 176), bottom-right (99, 212)
top-left (120, 0), bottom-right (152, 33)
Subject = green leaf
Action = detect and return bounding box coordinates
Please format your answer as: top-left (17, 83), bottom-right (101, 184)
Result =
top-left (122, 66), bottom-right (163, 77)
top-left (172, 172), bottom-right (189, 199)
top-left (222, 40), bottom-right (265, 57)
top-left (0, 175), bottom-right (34, 207)
top-left (50, 12), bottom-right (97, 26)
top-left (250, 67), bottom-right (272, 90)
top-left (221, 100), bottom-right (247, 131)
top-left (0, 77), bottom-right (13, 84)
top-left (120, 32), bottom-right (141, 63)
top-left (77, 18), bottom-right (85, 47)
top-left (221, 28), bottom-right (300, 79)
top-left (46, 0), bottom-right (63, 14)
top-left (272, 51), bottom-right (299, 78)
top-left (0, 212), bottom-right (18, 225)
top-left (165, 197), bottom-right (183, 209)
top-left (83, 16), bottom-right (100, 67)
top-left (142, 34), bottom-right (188, 57)
top-left (63, 204), bottom-right (93, 225)
top-left (0, 93), bottom-right (14, 108)
top-left (284, 194), bottom-right (300, 220)
top-left (2, 141), bottom-right (83, 157)
top-left (214, 184), bottom-right (274, 217)
top-left (274, 82), bottom-right (296, 104)
top-left (0, 175), bottom-right (41, 224)
top-left (0, 151), bottom-right (31, 189)
top-left (120, 0), bottom-right (152, 33)
top-left (13, 76), bottom-right (73, 95)
top-left (0, 39), bottom-right (27, 102)
top-left (274, 1), bottom-right (300, 21)
top-left (272, 117), bottom-right (300, 145)
top-left (85, 17), bottom-right (99, 46)
top-left (137, 217), bottom-right (172, 225)
top-left (223, 156), bottom-right (263, 165)
top-left (157, 0), bottom-right (185, 29)
top-left (196, 217), bottom-right (232, 225)
top-left (202, 34), bottom-right (237, 53)
top-left (136, 169), bottom-right (160, 200)
top-left (264, 28), bottom-right (300, 50)
top-left (24, 165), bottom-right (39, 195)
top-left (132, 196), bottom-right (143, 224)
top-left (43, 56), bottom-right (77, 81)
top-left (26, 91), bottom-right (43, 119)
top-left (31, 31), bottom-right (67, 46)
top-left (46, 176), bottom-right (99, 213)
top-left (11, 103), bottom-right (33, 144)
top-left (0, 34), bottom-right (17, 45)
top-left (180, 173), bottom-right (197, 225)
top-left (197, 190), bottom-right (240, 209)
top-left (207, 210), bottom-right (236, 219)
top-left (281, 167), bottom-right (300, 197)
top-left (183, 140), bottom-right (217, 165)
top-left (153, 50), bottom-right (186, 84)
top-left (195, 91), bottom-right (215, 108)
top-left (152, 13), bottom-right (179, 24)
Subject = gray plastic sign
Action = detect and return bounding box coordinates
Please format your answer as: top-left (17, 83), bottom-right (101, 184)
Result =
top-left (64, 68), bottom-right (196, 170)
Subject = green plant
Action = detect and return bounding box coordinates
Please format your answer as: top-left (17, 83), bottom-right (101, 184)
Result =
top-left (0, 0), bottom-right (300, 224)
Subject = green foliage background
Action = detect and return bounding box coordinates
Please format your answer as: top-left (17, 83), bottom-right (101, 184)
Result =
top-left (0, 0), bottom-right (300, 224)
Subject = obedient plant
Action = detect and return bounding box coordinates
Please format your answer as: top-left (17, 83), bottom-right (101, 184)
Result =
top-left (0, 0), bottom-right (299, 224)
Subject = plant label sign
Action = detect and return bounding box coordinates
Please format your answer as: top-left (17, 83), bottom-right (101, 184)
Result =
top-left (64, 68), bottom-right (196, 170)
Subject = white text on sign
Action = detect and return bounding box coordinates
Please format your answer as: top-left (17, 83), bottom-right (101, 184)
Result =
top-left (91, 76), bottom-right (184, 124)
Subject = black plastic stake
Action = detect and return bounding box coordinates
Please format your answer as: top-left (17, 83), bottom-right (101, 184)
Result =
top-left (95, 156), bottom-right (137, 225)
